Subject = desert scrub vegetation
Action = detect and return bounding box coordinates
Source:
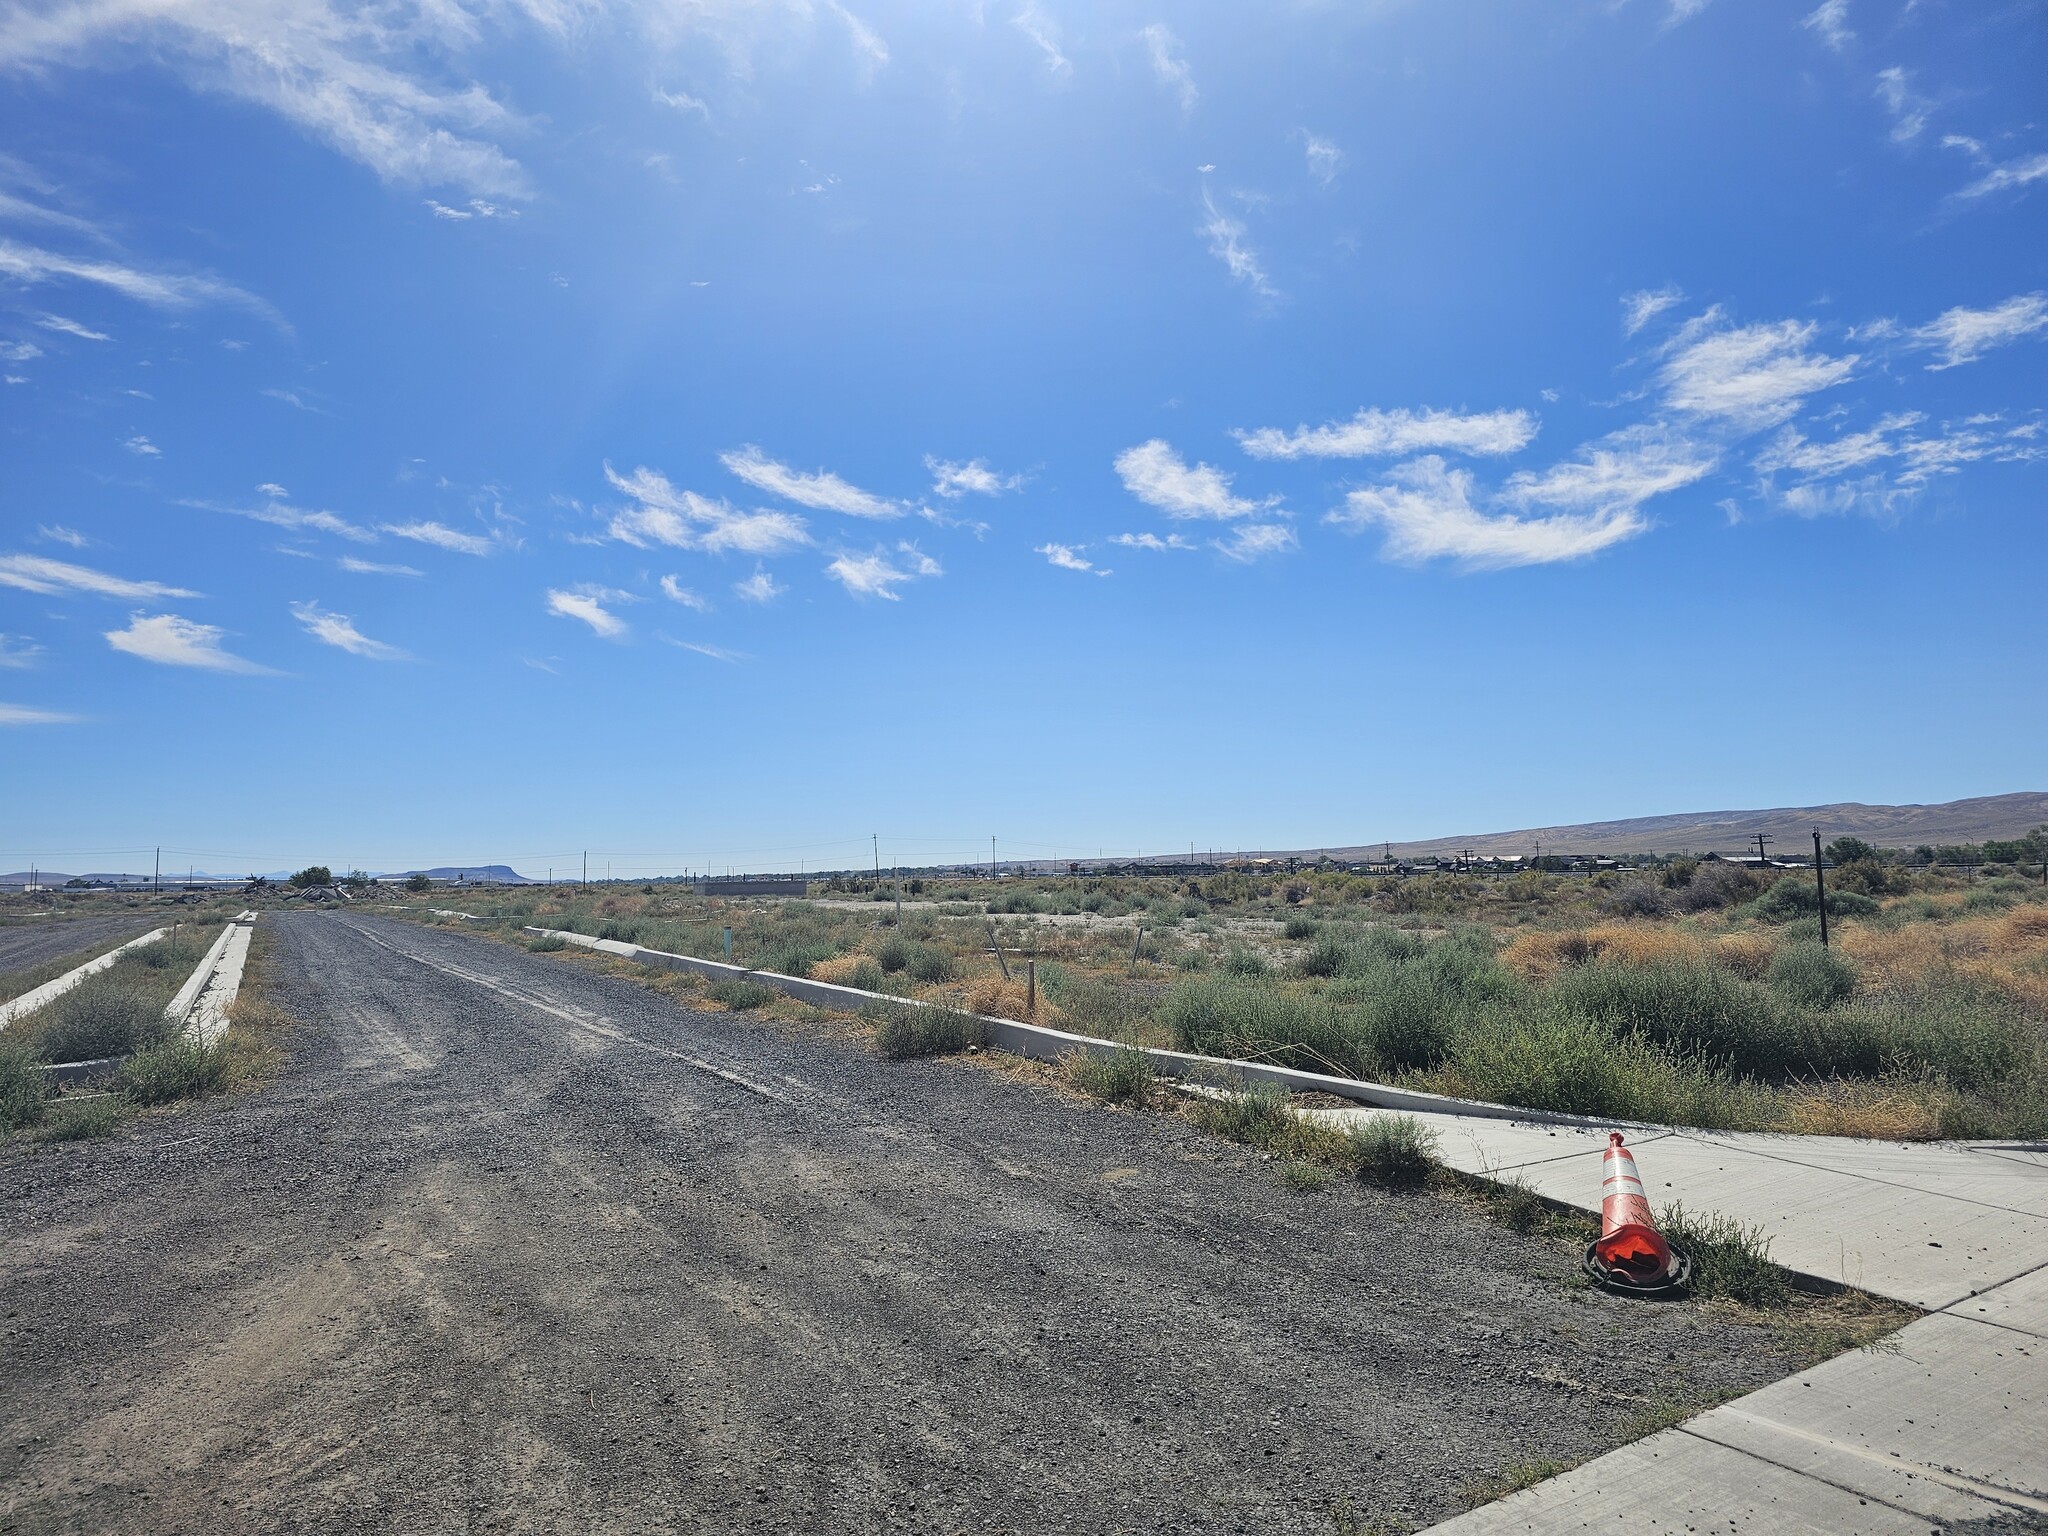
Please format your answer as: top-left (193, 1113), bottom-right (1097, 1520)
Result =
top-left (410, 859), bottom-right (2048, 1138)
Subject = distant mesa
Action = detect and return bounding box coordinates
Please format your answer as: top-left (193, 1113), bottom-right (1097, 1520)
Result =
top-left (393, 865), bottom-right (535, 885)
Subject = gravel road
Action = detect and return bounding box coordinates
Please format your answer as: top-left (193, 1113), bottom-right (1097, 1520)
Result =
top-left (0, 915), bottom-right (157, 977)
top-left (1, 913), bottom-right (1814, 1534)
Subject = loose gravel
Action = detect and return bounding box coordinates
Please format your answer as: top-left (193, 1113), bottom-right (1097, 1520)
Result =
top-left (2, 913), bottom-right (1818, 1534)
top-left (0, 915), bottom-right (157, 977)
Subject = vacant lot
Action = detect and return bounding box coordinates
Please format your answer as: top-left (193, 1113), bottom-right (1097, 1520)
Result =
top-left (432, 854), bottom-right (2048, 1140)
top-left (1, 914), bottom-right (1829, 1534)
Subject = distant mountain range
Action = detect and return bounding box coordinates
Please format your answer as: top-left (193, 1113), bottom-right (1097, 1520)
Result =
top-left (1, 863), bottom-right (538, 887)
top-left (1301, 792), bottom-right (2048, 861)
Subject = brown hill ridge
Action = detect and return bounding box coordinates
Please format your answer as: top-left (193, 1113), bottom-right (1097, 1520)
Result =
top-left (1342, 792), bottom-right (2048, 860)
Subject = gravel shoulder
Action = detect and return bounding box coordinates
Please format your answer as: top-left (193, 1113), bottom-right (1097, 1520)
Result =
top-left (2, 913), bottom-right (1822, 1535)
top-left (0, 915), bottom-right (158, 977)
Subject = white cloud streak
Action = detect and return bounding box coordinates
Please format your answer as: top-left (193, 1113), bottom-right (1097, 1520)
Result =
top-left (1912, 294), bottom-right (2048, 368)
top-left (1199, 188), bottom-right (1274, 298)
top-left (1329, 457), bottom-right (1652, 570)
top-left (1140, 23), bottom-right (1195, 113)
top-left (381, 520), bottom-right (495, 555)
top-left (1236, 406), bottom-right (1537, 461)
top-left (290, 600), bottom-right (408, 659)
top-left (1035, 542), bottom-right (1108, 575)
top-left (1622, 285), bottom-right (1683, 337)
top-left (1114, 439), bottom-right (1275, 520)
top-left (0, 237), bottom-right (275, 324)
top-left (824, 543), bottom-right (939, 600)
top-left (720, 445), bottom-right (901, 519)
top-left (1875, 66), bottom-right (1928, 143)
top-left (1301, 132), bottom-right (1342, 185)
top-left (0, 702), bottom-right (80, 725)
top-left (1658, 313), bottom-right (1857, 429)
top-left (660, 574), bottom-right (711, 610)
top-left (1803, 0), bottom-right (1852, 50)
top-left (733, 567), bottom-right (784, 603)
top-left (605, 462), bottom-right (811, 555)
top-left (0, 634), bottom-right (45, 668)
top-left (105, 612), bottom-right (270, 672)
top-left (0, 553), bottom-right (196, 599)
top-left (1959, 152), bottom-right (2048, 200)
top-left (1213, 523), bottom-right (1296, 563)
top-left (545, 586), bottom-right (629, 638)
top-left (925, 455), bottom-right (1021, 499)
top-left (36, 313), bottom-right (109, 340)
top-left (1109, 531), bottom-right (1196, 552)
top-left (1012, 3), bottom-right (1070, 77)
top-left (338, 556), bottom-right (422, 576)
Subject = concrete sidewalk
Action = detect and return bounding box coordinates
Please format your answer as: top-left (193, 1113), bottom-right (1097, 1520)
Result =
top-left (1323, 1105), bottom-right (2048, 1532)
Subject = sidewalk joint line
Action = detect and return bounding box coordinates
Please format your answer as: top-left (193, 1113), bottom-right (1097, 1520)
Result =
top-left (1670, 1132), bottom-right (2048, 1224)
top-left (1695, 1407), bottom-right (2048, 1516)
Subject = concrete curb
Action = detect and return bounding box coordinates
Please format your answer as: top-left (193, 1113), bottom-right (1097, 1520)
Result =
top-left (167, 915), bottom-right (257, 1046)
top-left (0, 927), bottom-right (171, 1031)
top-left (519, 925), bottom-right (1622, 1130)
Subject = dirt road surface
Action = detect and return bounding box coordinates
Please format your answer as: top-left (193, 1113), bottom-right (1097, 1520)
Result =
top-left (2, 914), bottom-right (1812, 1534)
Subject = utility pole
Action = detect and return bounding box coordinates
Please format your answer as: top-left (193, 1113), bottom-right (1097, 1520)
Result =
top-left (582, 850), bottom-right (587, 888)
top-left (154, 846), bottom-right (160, 895)
top-left (991, 835), bottom-right (997, 882)
top-left (873, 833), bottom-right (879, 888)
top-left (1754, 832), bottom-right (1773, 868)
top-left (1813, 828), bottom-right (1829, 948)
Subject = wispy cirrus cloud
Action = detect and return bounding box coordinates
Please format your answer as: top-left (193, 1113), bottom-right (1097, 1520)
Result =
top-left (1301, 132), bottom-right (1342, 185)
top-left (1109, 531), bottom-right (1196, 552)
top-left (1912, 294), bottom-right (2048, 369)
top-left (0, 701), bottom-right (80, 724)
top-left (1114, 439), bottom-right (1275, 519)
top-left (382, 520), bottom-right (496, 555)
top-left (1803, 0), bottom-right (1852, 51)
top-left (1658, 312), bottom-right (1857, 429)
top-left (1875, 66), bottom-right (1930, 144)
top-left (1199, 188), bottom-right (1275, 299)
top-left (925, 455), bottom-right (1022, 499)
top-left (824, 543), bottom-right (939, 600)
top-left (186, 488), bottom-right (375, 543)
top-left (0, 238), bottom-right (277, 325)
top-left (665, 637), bottom-right (745, 663)
top-left (660, 574), bottom-right (711, 610)
top-left (1958, 152), bottom-right (2048, 201)
top-left (0, 553), bottom-right (195, 599)
top-left (338, 556), bottom-right (422, 576)
top-left (0, 634), bottom-right (44, 668)
top-left (1501, 425), bottom-right (1718, 519)
top-left (720, 446), bottom-right (901, 519)
top-left (545, 585), bottom-right (631, 638)
top-left (1329, 456), bottom-right (1652, 570)
top-left (605, 463), bottom-right (810, 555)
top-left (1012, 3), bottom-right (1070, 77)
top-left (37, 313), bottom-right (108, 340)
top-left (426, 197), bottom-right (517, 221)
top-left (290, 600), bottom-right (409, 660)
top-left (105, 612), bottom-right (271, 672)
top-left (1036, 542), bottom-right (1109, 575)
top-left (734, 567), bottom-right (784, 603)
top-left (1236, 406), bottom-right (1537, 461)
top-left (1213, 523), bottom-right (1296, 563)
top-left (1140, 23), bottom-right (1196, 114)
top-left (1622, 285), bottom-right (1684, 337)
top-left (122, 433), bottom-right (159, 456)
top-left (36, 524), bottom-right (88, 547)
top-left (1, 339), bottom-right (42, 362)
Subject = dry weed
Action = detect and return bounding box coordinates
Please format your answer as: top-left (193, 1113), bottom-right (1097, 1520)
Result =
top-left (961, 975), bottom-right (1034, 1021)
top-left (1780, 1079), bottom-right (1950, 1141)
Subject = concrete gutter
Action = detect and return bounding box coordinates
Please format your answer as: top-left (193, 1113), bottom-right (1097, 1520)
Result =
top-left (0, 927), bottom-right (170, 1030)
top-left (166, 914), bottom-right (257, 1046)
top-left (520, 925), bottom-right (1615, 1129)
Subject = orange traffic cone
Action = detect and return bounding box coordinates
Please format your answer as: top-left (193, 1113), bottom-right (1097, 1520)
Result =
top-left (1583, 1133), bottom-right (1691, 1294)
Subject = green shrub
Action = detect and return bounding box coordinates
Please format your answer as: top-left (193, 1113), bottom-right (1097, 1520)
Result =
top-left (0, 1039), bottom-right (46, 1132)
top-left (907, 944), bottom-right (957, 985)
top-left (406, 872), bottom-right (433, 892)
top-left (847, 956), bottom-right (887, 992)
top-left (527, 933), bottom-right (567, 952)
top-left (1769, 943), bottom-right (1857, 1009)
top-left (1066, 1047), bottom-right (1156, 1106)
top-left (1189, 1082), bottom-right (1294, 1149)
top-left (761, 940), bottom-right (836, 977)
top-left (1222, 947), bottom-right (1269, 978)
top-left (1550, 957), bottom-right (1790, 1074)
top-left (37, 984), bottom-right (168, 1064)
top-left (873, 1004), bottom-right (985, 1059)
top-left (1283, 914), bottom-right (1320, 940)
top-left (876, 933), bottom-right (913, 973)
top-left (120, 1038), bottom-right (228, 1106)
top-left (1346, 1113), bottom-right (1439, 1184)
top-left (1296, 934), bottom-right (1352, 978)
top-left (37, 1096), bottom-right (124, 1140)
top-left (1163, 980), bottom-right (1363, 1076)
top-left (1052, 977), bottom-right (1154, 1041)
top-left (1749, 878), bottom-right (1879, 923)
top-left (1658, 1203), bottom-right (1789, 1307)
top-left (708, 978), bottom-right (775, 1010)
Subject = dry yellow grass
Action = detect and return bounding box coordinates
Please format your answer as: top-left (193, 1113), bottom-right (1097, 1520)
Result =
top-left (1500, 923), bottom-right (1712, 983)
top-left (961, 975), bottom-right (1034, 1021)
top-left (1713, 932), bottom-right (1775, 982)
top-left (809, 954), bottom-right (867, 985)
top-left (1779, 1079), bottom-right (1951, 1141)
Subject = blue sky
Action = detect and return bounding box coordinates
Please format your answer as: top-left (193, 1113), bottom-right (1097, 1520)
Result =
top-left (2, 0), bottom-right (2044, 877)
